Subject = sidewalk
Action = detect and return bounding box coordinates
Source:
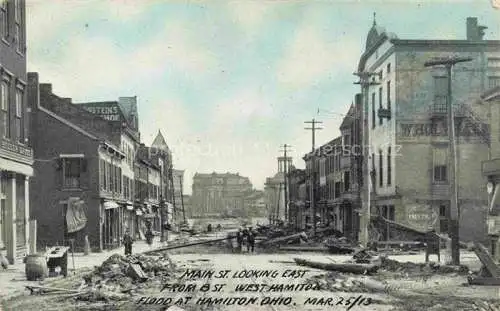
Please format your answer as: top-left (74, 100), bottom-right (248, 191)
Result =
top-left (0, 236), bottom-right (170, 300)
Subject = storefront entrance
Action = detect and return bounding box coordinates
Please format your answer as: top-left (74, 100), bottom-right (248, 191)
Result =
top-left (103, 202), bottom-right (119, 249)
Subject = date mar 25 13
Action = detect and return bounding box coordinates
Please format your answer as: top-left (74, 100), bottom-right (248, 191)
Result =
top-left (303, 295), bottom-right (372, 310)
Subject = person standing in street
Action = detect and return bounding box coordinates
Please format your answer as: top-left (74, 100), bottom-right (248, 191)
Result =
top-left (236, 228), bottom-right (243, 253)
top-left (247, 227), bottom-right (255, 253)
top-left (123, 230), bottom-right (133, 256)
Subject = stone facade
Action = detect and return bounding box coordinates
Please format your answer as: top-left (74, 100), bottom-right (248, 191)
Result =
top-left (358, 17), bottom-right (496, 243)
top-left (192, 172), bottom-right (252, 217)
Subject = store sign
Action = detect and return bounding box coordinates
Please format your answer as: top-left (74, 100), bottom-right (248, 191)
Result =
top-left (407, 205), bottom-right (438, 230)
top-left (84, 105), bottom-right (121, 121)
top-left (1, 139), bottom-right (32, 157)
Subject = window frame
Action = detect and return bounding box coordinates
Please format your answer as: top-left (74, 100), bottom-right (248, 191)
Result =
top-left (15, 87), bottom-right (23, 144)
top-left (61, 157), bottom-right (83, 189)
top-left (433, 76), bottom-right (448, 114)
top-left (433, 147), bottom-right (448, 183)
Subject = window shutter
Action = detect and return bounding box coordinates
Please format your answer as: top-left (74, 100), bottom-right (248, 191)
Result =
top-left (81, 158), bottom-right (89, 189)
top-left (55, 158), bottom-right (63, 188)
top-left (81, 159), bottom-right (87, 172)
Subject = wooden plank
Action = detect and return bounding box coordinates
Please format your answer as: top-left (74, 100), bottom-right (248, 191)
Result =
top-left (279, 246), bottom-right (329, 252)
top-left (468, 276), bottom-right (500, 286)
top-left (294, 258), bottom-right (379, 274)
top-left (473, 242), bottom-right (500, 278)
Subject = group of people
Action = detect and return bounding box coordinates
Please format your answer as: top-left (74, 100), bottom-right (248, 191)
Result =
top-left (236, 227), bottom-right (256, 253)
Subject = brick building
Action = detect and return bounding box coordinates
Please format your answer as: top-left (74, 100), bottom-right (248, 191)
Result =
top-left (29, 73), bottom-right (127, 251)
top-left (0, 0), bottom-right (32, 264)
top-left (358, 16), bottom-right (494, 243)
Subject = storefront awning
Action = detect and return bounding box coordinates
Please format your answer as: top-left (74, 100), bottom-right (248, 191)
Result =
top-left (104, 201), bottom-right (119, 209)
top-left (126, 205), bottom-right (134, 211)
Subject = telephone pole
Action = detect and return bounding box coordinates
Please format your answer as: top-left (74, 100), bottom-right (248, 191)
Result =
top-left (354, 70), bottom-right (380, 247)
top-left (424, 56), bottom-right (472, 265)
top-left (305, 119), bottom-right (322, 236)
top-left (280, 144), bottom-right (292, 223)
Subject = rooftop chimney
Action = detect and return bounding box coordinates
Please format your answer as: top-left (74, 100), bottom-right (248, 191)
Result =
top-left (467, 17), bottom-right (487, 41)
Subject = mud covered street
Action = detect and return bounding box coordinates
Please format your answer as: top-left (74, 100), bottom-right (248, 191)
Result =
top-left (2, 244), bottom-right (499, 311)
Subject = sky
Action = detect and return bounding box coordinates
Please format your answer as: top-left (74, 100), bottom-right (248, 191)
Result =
top-left (26, 0), bottom-right (500, 194)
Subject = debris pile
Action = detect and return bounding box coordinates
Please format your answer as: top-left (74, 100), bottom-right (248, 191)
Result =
top-left (70, 252), bottom-right (178, 303)
top-left (306, 272), bottom-right (378, 293)
top-left (379, 257), bottom-right (469, 275)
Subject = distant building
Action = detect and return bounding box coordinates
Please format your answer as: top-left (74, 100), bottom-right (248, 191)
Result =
top-left (172, 169), bottom-right (185, 221)
top-left (243, 190), bottom-right (266, 217)
top-left (287, 167), bottom-right (307, 229)
top-left (182, 194), bottom-right (192, 218)
top-left (264, 156), bottom-right (292, 222)
top-left (192, 172), bottom-right (252, 217)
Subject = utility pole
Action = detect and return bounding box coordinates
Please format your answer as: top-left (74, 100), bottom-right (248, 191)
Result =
top-left (280, 144), bottom-right (292, 223)
top-left (354, 70), bottom-right (380, 247)
top-left (160, 160), bottom-right (166, 242)
top-left (180, 173), bottom-right (186, 224)
top-left (424, 56), bottom-right (472, 266)
top-left (305, 119), bottom-right (323, 236)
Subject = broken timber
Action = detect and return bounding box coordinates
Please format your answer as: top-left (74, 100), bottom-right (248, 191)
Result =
top-left (142, 236), bottom-right (233, 255)
top-left (279, 246), bottom-right (329, 252)
top-left (293, 258), bottom-right (379, 274)
top-left (468, 242), bottom-right (500, 286)
top-left (259, 232), bottom-right (307, 247)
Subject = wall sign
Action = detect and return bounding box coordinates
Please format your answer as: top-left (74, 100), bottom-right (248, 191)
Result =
top-left (399, 119), bottom-right (488, 138)
top-left (406, 205), bottom-right (438, 230)
top-left (84, 105), bottom-right (122, 121)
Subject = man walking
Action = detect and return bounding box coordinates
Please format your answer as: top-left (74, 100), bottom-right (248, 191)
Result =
top-left (123, 230), bottom-right (133, 256)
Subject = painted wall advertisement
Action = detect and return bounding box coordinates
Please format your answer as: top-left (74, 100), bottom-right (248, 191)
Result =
top-left (406, 204), bottom-right (438, 231)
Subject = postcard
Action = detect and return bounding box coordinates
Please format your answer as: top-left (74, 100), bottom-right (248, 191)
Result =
top-left (0, 0), bottom-right (499, 310)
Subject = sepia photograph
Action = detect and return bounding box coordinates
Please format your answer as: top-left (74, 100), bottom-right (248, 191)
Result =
top-left (0, 0), bottom-right (499, 310)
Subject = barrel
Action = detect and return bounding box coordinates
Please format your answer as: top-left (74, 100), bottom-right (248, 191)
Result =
top-left (25, 254), bottom-right (48, 281)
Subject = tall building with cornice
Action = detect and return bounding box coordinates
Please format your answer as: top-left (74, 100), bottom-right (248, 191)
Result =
top-left (358, 16), bottom-right (495, 243)
top-left (191, 172), bottom-right (252, 217)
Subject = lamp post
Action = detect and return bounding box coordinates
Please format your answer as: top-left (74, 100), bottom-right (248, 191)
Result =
top-left (424, 56), bottom-right (472, 265)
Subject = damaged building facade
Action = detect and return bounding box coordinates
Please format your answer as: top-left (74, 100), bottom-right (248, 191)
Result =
top-left (29, 73), bottom-right (176, 251)
top-left (358, 17), bottom-right (494, 243)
